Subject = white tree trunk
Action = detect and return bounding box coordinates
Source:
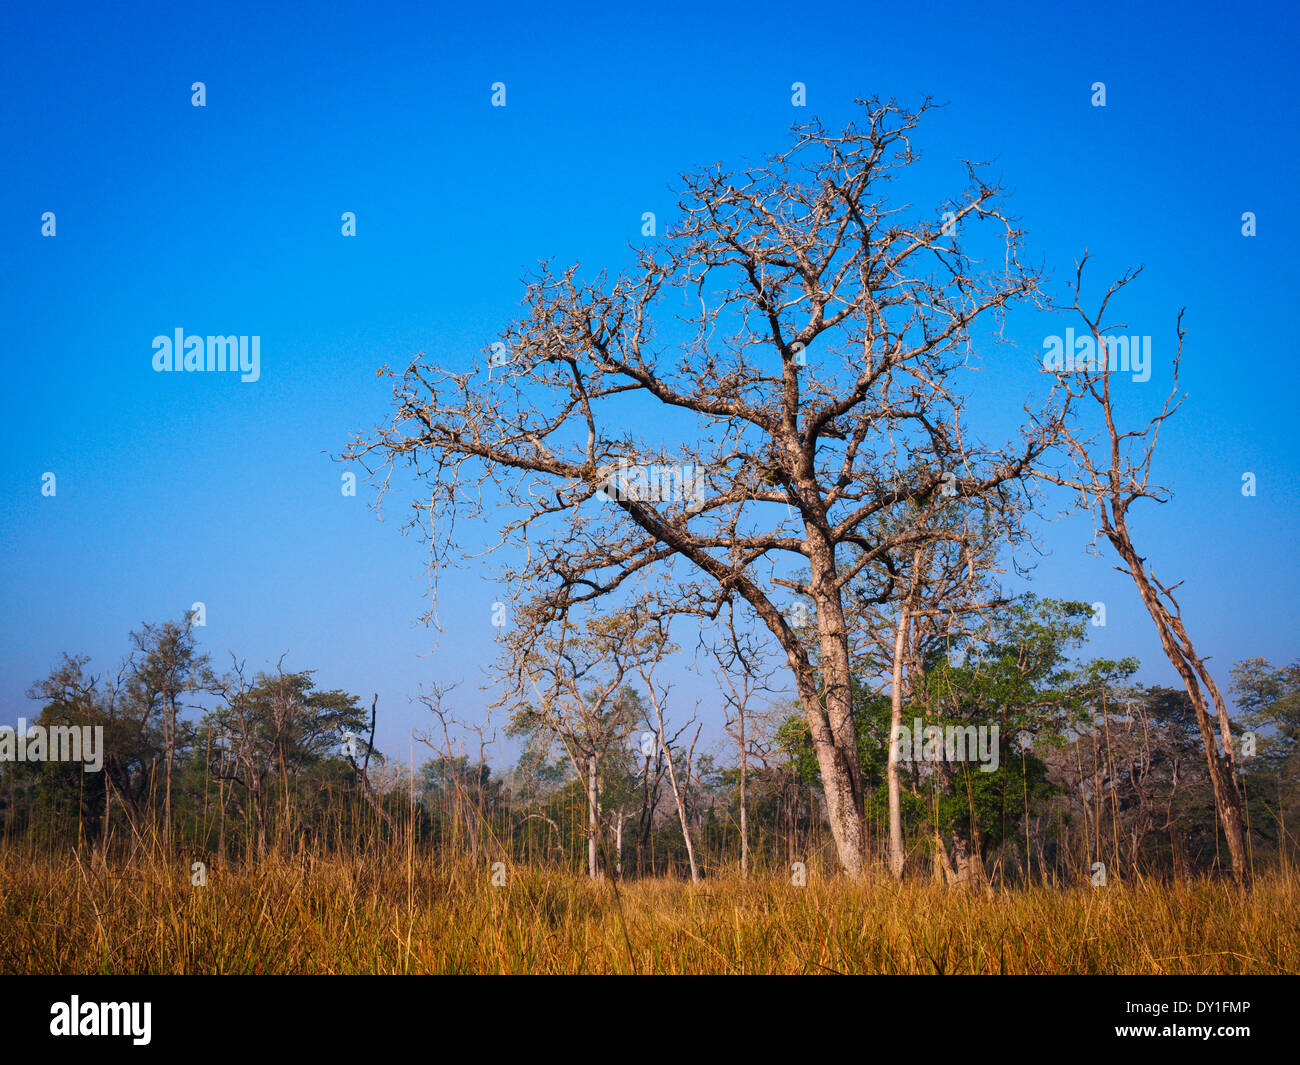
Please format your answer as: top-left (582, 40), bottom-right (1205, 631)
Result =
top-left (887, 603), bottom-right (911, 880)
top-left (653, 708), bottom-right (700, 884)
top-left (738, 712), bottom-right (749, 879)
top-left (587, 754), bottom-right (599, 879)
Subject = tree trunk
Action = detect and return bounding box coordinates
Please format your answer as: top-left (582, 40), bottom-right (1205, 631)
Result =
top-left (587, 754), bottom-right (599, 879)
top-left (801, 535), bottom-right (867, 877)
top-left (217, 777), bottom-right (227, 863)
top-left (251, 777), bottom-right (267, 858)
top-left (102, 772), bottom-right (111, 861)
top-left (1111, 519), bottom-right (1249, 883)
top-left (738, 711), bottom-right (749, 879)
top-left (614, 809), bottom-right (626, 877)
top-left (636, 753), bottom-right (652, 877)
top-left (655, 718), bottom-right (700, 884)
top-left (887, 600), bottom-right (912, 880)
top-left (163, 695), bottom-right (174, 851)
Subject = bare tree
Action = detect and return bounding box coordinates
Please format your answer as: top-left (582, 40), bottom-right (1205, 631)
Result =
top-left (346, 98), bottom-right (1068, 876)
top-left (709, 602), bottom-right (776, 879)
top-left (501, 612), bottom-right (642, 878)
top-left (630, 612), bottom-right (702, 882)
top-left (1044, 257), bottom-right (1250, 882)
top-left (414, 681), bottom-right (484, 856)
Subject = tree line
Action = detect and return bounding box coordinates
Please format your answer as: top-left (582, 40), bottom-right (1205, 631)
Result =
top-left (4, 605), bottom-right (1295, 886)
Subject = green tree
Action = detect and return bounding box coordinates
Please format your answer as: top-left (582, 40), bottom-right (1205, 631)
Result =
top-left (207, 668), bottom-right (366, 855)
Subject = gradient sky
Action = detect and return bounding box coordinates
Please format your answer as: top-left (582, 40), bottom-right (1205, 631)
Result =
top-left (2, 0), bottom-right (1297, 767)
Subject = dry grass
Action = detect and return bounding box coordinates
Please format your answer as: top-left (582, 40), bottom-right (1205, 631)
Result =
top-left (1, 849), bottom-right (1295, 974)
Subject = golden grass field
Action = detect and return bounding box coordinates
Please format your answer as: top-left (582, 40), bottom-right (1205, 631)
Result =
top-left (2, 849), bottom-right (1296, 975)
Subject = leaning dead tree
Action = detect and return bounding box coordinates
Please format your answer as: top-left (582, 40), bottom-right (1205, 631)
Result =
top-left (345, 97), bottom-right (1069, 877)
top-left (1044, 256), bottom-right (1250, 883)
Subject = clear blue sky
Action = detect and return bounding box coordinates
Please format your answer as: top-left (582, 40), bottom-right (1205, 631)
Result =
top-left (2, 0), bottom-right (1297, 766)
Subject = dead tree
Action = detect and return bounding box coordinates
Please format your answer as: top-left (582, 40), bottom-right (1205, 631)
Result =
top-left (1044, 256), bottom-right (1250, 883)
top-left (414, 682), bottom-right (498, 859)
top-left (709, 601), bottom-right (777, 879)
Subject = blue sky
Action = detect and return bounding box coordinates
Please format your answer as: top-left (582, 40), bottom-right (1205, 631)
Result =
top-left (2, 0), bottom-right (1297, 766)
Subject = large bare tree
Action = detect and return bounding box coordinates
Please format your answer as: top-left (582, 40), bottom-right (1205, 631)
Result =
top-left (345, 97), bottom-right (1068, 876)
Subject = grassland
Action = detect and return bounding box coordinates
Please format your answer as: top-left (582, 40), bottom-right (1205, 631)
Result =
top-left (1, 849), bottom-right (1296, 975)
